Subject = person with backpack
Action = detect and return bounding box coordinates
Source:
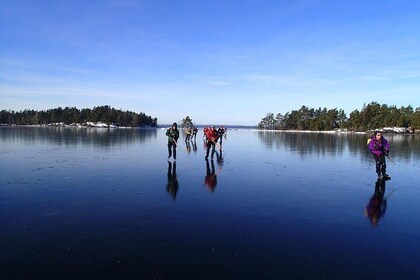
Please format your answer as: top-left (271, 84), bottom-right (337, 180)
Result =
top-left (367, 131), bottom-right (390, 179)
top-left (166, 122), bottom-right (180, 160)
top-left (185, 127), bottom-right (192, 142)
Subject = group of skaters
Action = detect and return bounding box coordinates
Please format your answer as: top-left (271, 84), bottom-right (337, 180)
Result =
top-left (169, 125), bottom-right (389, 179)
top-left (165, 123), bottom-right (226, 161)
top-left (167, 124), bottom-right (394, 224)
top-left (165, 123), bottom-right (227, 197)
top-left (168, 125), bottom-right (391, 180)
top-left (184, 126), bottom-right (198, 142)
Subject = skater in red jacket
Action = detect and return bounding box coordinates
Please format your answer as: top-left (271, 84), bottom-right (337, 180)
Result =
top-left (204, 126), bottom-right (219, 160)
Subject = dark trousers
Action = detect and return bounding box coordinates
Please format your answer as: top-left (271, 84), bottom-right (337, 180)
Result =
top-left (168, 141), bottom-right (177, 159)
top-left (372, 153), bottom-right (386, 176)
top-left (206, 141), bottom-right (216, 159)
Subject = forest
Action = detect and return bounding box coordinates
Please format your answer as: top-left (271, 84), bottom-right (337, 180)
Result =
top-left (0, 105), bottom-right (157, 127)
top-left (258, 102), bottom-right (420, 132)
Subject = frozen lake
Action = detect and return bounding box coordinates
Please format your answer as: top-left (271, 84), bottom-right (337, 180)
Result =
top-left (1, 126), bottom-right (420, 279)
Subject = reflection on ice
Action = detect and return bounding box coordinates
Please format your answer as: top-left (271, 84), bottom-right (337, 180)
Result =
top-left (1, 127), bottom-right (420, 279)
top-left (166, 161), bottom-right (178, 199)
top-left (204, 159), bottom-right (217, 192)
top-left (257, 130), bottom-right (420, 162)
top-left (365, 179), bottom-right (391, 226)
top-left (0, 126), bottom-right (157, 147)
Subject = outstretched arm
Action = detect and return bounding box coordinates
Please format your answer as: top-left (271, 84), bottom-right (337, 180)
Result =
top-left (384, 139), bottom-right (390, 155)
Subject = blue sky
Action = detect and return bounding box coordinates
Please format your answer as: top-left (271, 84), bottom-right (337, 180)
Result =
top-left (1, 0), bottom-right (420, 125)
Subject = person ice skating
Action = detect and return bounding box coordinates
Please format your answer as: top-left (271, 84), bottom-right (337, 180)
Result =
top-left (217, 126), bottom-right (225, 136)
top-left (365, 178), bottom-right (387, 226)
top-left (204, 126), bottom-right (219, 160)
top-left (166, 161), bottom-right (178, 199)
top-left (217, 126), bottom-right (226, 144)
top-left (203, 127), bottom-right (209, 141)
top-left (185, 127), bottom-right (192, 142)
top-left (367, 131), bottom-right (390, 180)
top-left (166, 122), bottom-right (179, 160)
top-left (192, 126), bottom-right (198, 140)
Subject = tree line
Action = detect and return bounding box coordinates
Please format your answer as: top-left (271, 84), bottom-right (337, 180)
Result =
top-left (258, 102), bottom-right (420, 131)
top-left (0, 105), bottom-right (158, 127)
top-left (181, 116), bottom-right (194, 128)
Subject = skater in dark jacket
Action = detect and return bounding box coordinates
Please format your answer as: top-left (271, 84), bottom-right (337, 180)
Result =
top-left (192, 126), bottom-right (198, 140)
top-left (217, 126), bottom-right (226, 144)
top-left (166, 122), bottom-right (180, 160)
top-left (367, 131), bottom-right (390, 180)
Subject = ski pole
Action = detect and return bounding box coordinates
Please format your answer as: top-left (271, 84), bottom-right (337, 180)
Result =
top-left (384, 189), bottom-right (395, 200)
top-left (386, 155), bottom-right (396, 165)
top-left (173, 139), bottom-right (183, 152)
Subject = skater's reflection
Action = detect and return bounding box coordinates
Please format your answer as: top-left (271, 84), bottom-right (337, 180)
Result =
top-left (204, 159), bottom-right (217, 192)
top-left (215, 148), bottom-right (224, 169)
top-left (365, 178), bottom-right (390, 226)
top-left (166, 161), bottom-right (179, 199)
top-left (185, 141), bottom-right (191, 154)
top-left (192, 139), bottom-right (197, 153)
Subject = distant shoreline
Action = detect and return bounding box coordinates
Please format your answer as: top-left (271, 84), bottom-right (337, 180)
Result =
top-left (2, 124), bottom-right (418, 134)
top-left (0, 123), bottom-right (152, 129)
top-left (253, 128), bottom-right (419, 134)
